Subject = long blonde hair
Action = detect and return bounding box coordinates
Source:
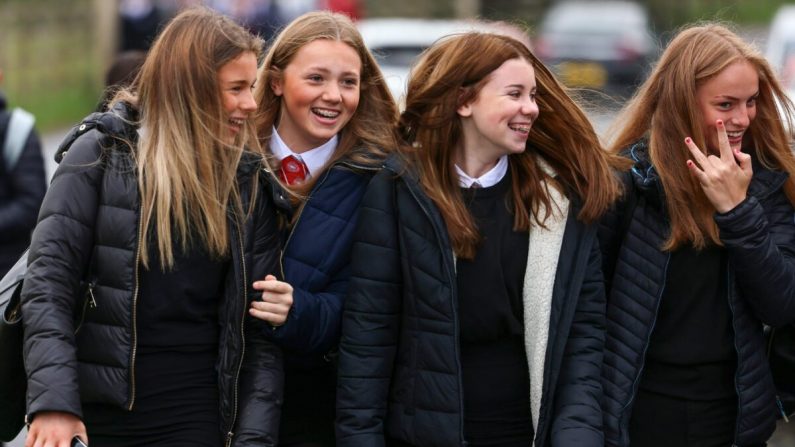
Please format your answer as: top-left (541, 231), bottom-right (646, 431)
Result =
top-left (401, 32), bottom-right (622, 259)
top-left (254, 10), bottom-right (398, 198)
top-left (112, 7), bottom-right (264, 269)
top-left (607, 23), bottom-right (795, 250)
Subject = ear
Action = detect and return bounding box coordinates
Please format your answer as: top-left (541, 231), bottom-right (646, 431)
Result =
top-left (456, 87), bottom-right (472, 117)
top-left (457, 102), bottom-right (472, 118)
top-left (270, 70), bottom-right (283, 97)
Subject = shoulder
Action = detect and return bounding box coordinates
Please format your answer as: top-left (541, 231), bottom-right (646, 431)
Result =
top-left (56, 102), bottom-right (138, 165)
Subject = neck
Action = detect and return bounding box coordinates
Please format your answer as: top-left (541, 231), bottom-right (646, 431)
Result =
top-left (455, 145), bottom-right (500, 178)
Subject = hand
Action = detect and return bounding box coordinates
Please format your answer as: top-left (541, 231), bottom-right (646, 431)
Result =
top-left (25, 411), bottom-right (87, 447)
top-left (250, 274), bottom-right (294, 327)
top-left (685, 119), bottom-right (753, 213)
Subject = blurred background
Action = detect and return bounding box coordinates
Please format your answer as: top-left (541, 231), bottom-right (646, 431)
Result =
top-left (0, 0), bottom-right (791, 133)
top-left (2, 0), bottom-right (795, 445)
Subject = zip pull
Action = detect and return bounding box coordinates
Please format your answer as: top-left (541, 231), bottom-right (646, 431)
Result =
top-left (225, 431), bottom-right (234, 447)
top-left (87, 283), bottom-right (98, 308)
top-left (777, 395), bottom-right (790, 423)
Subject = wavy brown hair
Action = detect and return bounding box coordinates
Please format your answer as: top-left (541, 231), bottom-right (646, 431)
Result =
top-left (253, 11), bottom-right (398, 198)
top-left (112, 7), bottom-right (264, 269)
top-left (400, 32), bottom-right (622, 259)
top-left (607, 23), bottom-right (795, 250)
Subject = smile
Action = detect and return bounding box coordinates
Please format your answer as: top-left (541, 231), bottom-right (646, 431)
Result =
top-left (726, 130), bottom-right (744, 138)
top-left (509, 123), bottom-right (531, 134)
top-left (312, 108), bottom-right (340, 119)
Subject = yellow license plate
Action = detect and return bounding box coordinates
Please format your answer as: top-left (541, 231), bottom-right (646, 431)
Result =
top-left (558, 61), bottom-right (607, 89)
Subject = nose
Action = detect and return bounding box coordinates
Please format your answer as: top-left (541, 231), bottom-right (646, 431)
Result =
top-left (240, 89), bottom-right (257, 113)
top-left (321, 82), bottom-right (342, 103)
top-left (730, 104), bottom-right (751, 128)
top-left (521, 96), bottom-right (539, 118)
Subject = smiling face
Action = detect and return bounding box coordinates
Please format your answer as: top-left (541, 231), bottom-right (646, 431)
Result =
top-left (271, 39), bottom-right (362, 153)
top-left (457, 57), bottom-right (539, 164)
top-left (696, 60), bottom-right (759, 153)
top-left (219, 51), bottom-right (259, 145)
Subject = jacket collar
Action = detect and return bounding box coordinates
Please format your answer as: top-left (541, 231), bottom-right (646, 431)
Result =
top-left (626, 139), bottom-right (789, 207)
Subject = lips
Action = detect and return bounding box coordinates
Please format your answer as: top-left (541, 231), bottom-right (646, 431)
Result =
top-left (312, 108), bottom-right (341, 119)
top-left (509, 122), bottom-right (532, 135)
top-left (726, 129), bottom-right (745, 145)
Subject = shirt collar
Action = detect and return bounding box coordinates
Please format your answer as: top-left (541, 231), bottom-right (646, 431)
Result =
top-left (455, 155), bottom-right (509, 188)
top-left (269, 126), bottom-right (338, 177)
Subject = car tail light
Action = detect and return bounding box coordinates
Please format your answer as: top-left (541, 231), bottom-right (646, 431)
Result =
top-left (535, 37), bottom-right (550, 59)
top-left (616, 37), bottom-right (643, 61)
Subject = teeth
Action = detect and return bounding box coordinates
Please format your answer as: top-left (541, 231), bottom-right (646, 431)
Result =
top-left (229, 118), bottom-right (244, 125)
top-left (313, 108), bottom-right (340, 118)
top-left (509, 124), bottom-right (531, 133)
top-left (726, 131), bottom-right (743, 138)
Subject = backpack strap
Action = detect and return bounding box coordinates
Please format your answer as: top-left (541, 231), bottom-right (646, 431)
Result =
top-left (2, 108), bottom-right (35, 171)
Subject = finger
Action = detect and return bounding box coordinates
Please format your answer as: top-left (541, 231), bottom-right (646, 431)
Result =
top-left (716, 120), bottom-right (733, 161)
top-left (686, 159), bottom-right (709, 183)
top-left (734, 148), bottom-right (753, 173)
top-left (249, 307), bottom-right (286, 324)
top-left (684, 137), bottom-right (709, 167)
top-left (251, 299), bottom-right (290, 312)
top-left (256, 280), bottom-right (293, 294)
top-left (265, 274), bottom-right (278, 281)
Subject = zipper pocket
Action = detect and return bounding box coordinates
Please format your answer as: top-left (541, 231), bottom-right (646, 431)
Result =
top-left (74, 281), bottom-right (97, 334)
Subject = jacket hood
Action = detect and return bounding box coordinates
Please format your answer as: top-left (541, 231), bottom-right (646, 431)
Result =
top-left (55, 102), bottom-right (138, 163)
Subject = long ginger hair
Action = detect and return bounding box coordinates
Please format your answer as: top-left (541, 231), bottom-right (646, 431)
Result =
top-left (400, 32), bottom-right (622, 259)
top-left (112, 7), bottom-right (264, 269)
top-left (607, 23), bottom-right (795, 250)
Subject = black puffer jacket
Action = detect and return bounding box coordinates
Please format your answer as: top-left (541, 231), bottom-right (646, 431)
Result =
top-left (21, 105), bottom-right (285, 446)
top-left (336, 154), bottom-right (606, 447)
top-left (599, 142), bottom-right (795, 447)
top-left (0, 92), bottom-right (46, 275)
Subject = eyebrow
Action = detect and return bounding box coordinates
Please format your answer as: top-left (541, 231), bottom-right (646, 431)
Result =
top-left (305, 66), bottom-right (361, 77)
top-left (714, 91), bottom-right (759, 101)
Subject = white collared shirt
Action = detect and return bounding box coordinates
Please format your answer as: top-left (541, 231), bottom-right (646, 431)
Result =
top-left (455, 155), bottom-right (509, 188)
top-left (269, 127), bottom-right (338, 178)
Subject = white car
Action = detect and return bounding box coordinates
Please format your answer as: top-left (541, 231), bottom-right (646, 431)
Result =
top-left (358, 18), bottom-right (527, 107)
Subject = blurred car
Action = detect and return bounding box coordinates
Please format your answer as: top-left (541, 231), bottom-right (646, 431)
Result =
top-left (534, 1), bottom-right (657, 97)
top-left (358, 18), bottom-right (526, 107)
top-left (766, 6), bottom-right (795, 96)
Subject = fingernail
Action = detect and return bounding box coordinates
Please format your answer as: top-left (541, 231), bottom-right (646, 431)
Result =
top-left (717, 119), bottom-right (723, 127)
top-left (685, 137), bottom-right (692, 144)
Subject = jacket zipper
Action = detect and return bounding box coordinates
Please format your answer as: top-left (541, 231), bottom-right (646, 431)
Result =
top-left (620, 252), bottom-right (670, 445)
top-left (278, 161), bottom-right (376, 278)
top-left (226, 218), bottom-right (248, 446)
top-left (74, 281), bottom-right (97, 335)
top-left (726, 268), bottom-right (744, 443)
top-left (127, 212), bottom-right (144, 410)
top-left (402, 178), bottom-right (467, 446)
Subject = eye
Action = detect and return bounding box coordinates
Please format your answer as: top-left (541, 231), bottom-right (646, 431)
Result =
top-left (717, 101), bottom-right (732, 110)
top-left (308, 74), bottom-right (323, 83)
top-left (507, 91), bottom-right (521, 98)
top-left (342, 77), bottom-right (359, 88)
top-left (747, 97), bottom-right (757, 107)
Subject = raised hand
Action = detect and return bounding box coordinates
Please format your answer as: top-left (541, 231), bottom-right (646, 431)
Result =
top-left (250, 274), bottom-right (294, 327)
top-left (685, 119), bottom-right (753, 213)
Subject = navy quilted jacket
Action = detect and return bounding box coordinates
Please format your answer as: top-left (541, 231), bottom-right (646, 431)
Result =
top-left (599, 142), bottom-right (795, 447)
top-left (264, 158), bottom-right (378, 369)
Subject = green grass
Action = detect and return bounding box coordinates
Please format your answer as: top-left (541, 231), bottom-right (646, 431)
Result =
top-left (1, 0), bottom-right (102, 132)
